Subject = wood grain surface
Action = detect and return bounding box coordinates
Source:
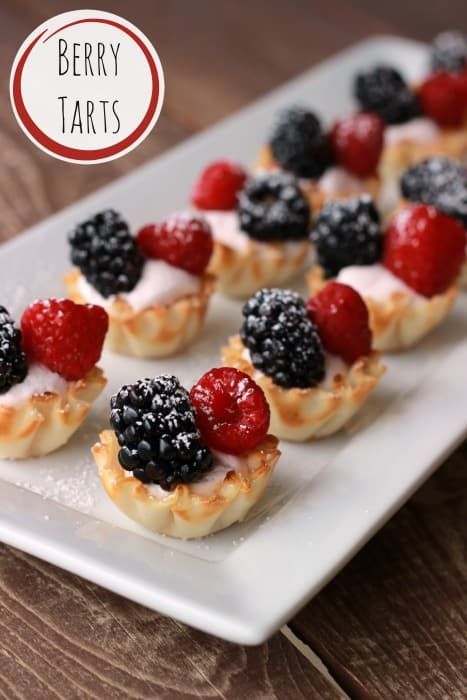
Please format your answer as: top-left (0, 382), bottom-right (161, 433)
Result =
top-left (0, 1), bottom-right (466, 698)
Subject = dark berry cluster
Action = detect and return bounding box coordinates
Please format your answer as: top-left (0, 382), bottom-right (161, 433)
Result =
top-left (269, 106), bottom-right (332, 178)
top-left (240, 289), bottom-right (325, 389)
top-left (400, 157), bottom-right (467, 227)
top-left (354, 65), bottom-right (420, 124)
top-left (311, 196), bottom-right (382, 278)
top-left (69, 209), bottom-right (144, 298)
top-left (238, 173), bottom-right (310, 241)
top-left (0, 306), bottom-right (28, 394)
top-left (110, 375), bottom-right (213, 490)
top-left (431, 31), bottom-right (467, 73)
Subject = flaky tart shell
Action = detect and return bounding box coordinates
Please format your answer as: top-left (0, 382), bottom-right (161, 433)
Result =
top-left (307, 265), bottom-right (458, 352)
top-left (207, 237), bottom-right (309, 299)
top-left (254, 145), bottom-right (381, 212)
top-left (0, 366), bottom-right (106, 459)
top-left (65, 269), bottom-right (214, 358)
top-left (221, 335), bottom-right (385, 441)
top-left (93, 430), bottom-right (281, 539)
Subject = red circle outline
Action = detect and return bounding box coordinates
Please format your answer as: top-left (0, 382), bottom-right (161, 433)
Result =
top-left (12, 17), bottom-right (160, 161)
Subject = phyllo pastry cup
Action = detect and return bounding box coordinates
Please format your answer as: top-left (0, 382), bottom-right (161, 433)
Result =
top-left (93, 430), bottom-right (280, 539)
top-left (222, 335), bottom-right (384, 441)
top-left (65, 269), bottom-right (215, 358)
top-left (0, 367), bottom-right (106, 459)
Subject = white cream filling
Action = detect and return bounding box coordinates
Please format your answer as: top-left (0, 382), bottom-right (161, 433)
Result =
top-left (337, 263), bottom-right (423, 303)
top-left (77, 259), bottom-right (201, 312)
top-left (384, 117), bottom-right (441, 147)
top-left (0, 363), bottom-right (70, 408)
top-left (317, 166), bottom-right (366, 195)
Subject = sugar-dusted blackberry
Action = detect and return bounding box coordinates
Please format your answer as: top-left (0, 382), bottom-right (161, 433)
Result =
top-left (431, 31), bottom-right (467, 73)
top-left (240, 289), bottom-right (325, 389)
top-left (0, 306), bottom-right (28, 394)
top-left (311, 196), bottom-right (382, 278)
top-left (238, 173), bottom-right (310, 241)
top-left (269, 106), bottom-right (333, 178)
top-left (69, 209), bottom-right (144, 298)
top-left (110, 375), bottom-right (213, 490)
top-left (354, 65), bottom-right (420, 124)
top-left (400, 157), bottom-right (467, 227)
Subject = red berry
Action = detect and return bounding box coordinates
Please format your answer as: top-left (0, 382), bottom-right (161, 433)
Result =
top-left (191, 160), bottom-right (247, 210)
top-left (419, 72), bottom-right (467, 127)
top-left (137, 214), bottom-right (213, 275)
top-left (383, 204), bottom-right (466, 297)
top-left (21, 299), bottom-right (108, 381)
top-left (190, 367), bottom-right (270, 455)
top-left (329, 112), bottom-right (385, 177)
top-left (306, 282), bottom-right (372, 365)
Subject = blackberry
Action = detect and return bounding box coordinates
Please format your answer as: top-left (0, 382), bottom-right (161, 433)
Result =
top-left (311, 196), bottom-right (382, 278)
top-left (354, 65), bottom-right (420, 124)
top-left (0, 306), bottom-right (28, 394)
top-left (238, 173), bottom-right (310, 241)
top-left (400, 157), bottom-right (467, 227)
top-left (110, 375), bottom-right (213, 490)
top-left (431, 31), bottom-right (467, 73)
top-left (269, 106), bottom-right (332, 178)
top-left (240, 289), bottom-right (325, 389)
top-left (69, 209), bottom-right (144, 298)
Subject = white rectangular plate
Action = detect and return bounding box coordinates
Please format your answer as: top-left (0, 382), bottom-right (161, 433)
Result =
top-left (1, 36), bottom-right (466, 645)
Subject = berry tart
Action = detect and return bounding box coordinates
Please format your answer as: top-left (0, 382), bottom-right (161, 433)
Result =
top-left (307, 197), bottom-right (465, 351)
top-left (64, 209), bottom-right (215, 357)
top-left (399, 157), bottom-right (467, 287)
top-left (191, 161), bottom-right (311, 297)
top-left (254, 106), bottom-right (382, 210)
top-left (221, 287), bottom-right (384, 442)
top-left (354, 59), bottom-right (467, 196)
top-left (0, 299), bottom-right (107, 459)
top-left (92, 370), bottom-right (280, 538)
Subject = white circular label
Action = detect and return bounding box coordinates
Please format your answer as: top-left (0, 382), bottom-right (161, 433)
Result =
top-left (10, 10), bottom-right (165, 164)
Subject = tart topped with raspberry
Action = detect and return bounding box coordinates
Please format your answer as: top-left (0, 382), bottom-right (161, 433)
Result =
top-left (191, 162), bottom-right (311, 297)
top-left (0, 299), bottom-right (107, 459)
top-left (307, 196), bottom-right (465, 351)
top-left (65, 209), bottom-right (215, 357)
top-left (254, 106), bottom-right (382, 211)
top-left (92, 369), bottom-right (280, 539)
top-left (221, 287), bottom-right (384, 442)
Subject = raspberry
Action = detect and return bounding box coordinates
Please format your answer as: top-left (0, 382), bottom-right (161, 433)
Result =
top-left (110, 375), bottom-right (212, 489)
top-left (240, 289), bottom-right (325, 389)
top-left (21, 299), bottom-right (108, 381)
top-left (307, 282), bottom-right (372, 365)
top-left (190, 367), bottom-right (270, 455)
top-left (269, 106), bottom-right (332, 178)
top-left (191, 160), bottom-right (247, 211)
top-left (419, 72), bottom-right (467, 127)
top-left (354, 65), bottom-right (420, 124)
top-left (431, 31), bottom-right (467, 73)
top-left (237, 173), bottom-right (310, 241)
top-left (0, 306), bottom-right (28, 394)
top-left (311, 196), bottom-right (382, 278)
top-left (137, 214), bottom-right (213, 275)
top-left (330, 112), bottom-right (385, 177)
top-left (383, 204), bottom-right (466, 297)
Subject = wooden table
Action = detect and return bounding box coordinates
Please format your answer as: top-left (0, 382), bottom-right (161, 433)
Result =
top-left (1, 2), bottom-right (466, 697)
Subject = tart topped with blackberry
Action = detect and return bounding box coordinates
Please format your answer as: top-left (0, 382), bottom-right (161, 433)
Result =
top-left (191, 163), bottom-right (312, 297)
top-left (93, 369), bottom-right (280, 539)
top-left (65, 209), bottom-right (215, 357)
top-left (221, 287), bottom-right (384, 442)
top-left (0, 299), bottom-right (107, 459)
top-left (254, 106), bottom-right (382, 210)
top-left (307, 196), bottom-right (465, 351)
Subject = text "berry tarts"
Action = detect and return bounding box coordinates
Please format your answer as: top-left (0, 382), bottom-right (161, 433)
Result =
top-left (221, 287), bottom-right (384, 442)
top-left (65, 209), bottom-right (215, 357)
top-left (0, 299), bottom-right (107, 459)
top-left (92, 369), bottom-right (280, 539)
